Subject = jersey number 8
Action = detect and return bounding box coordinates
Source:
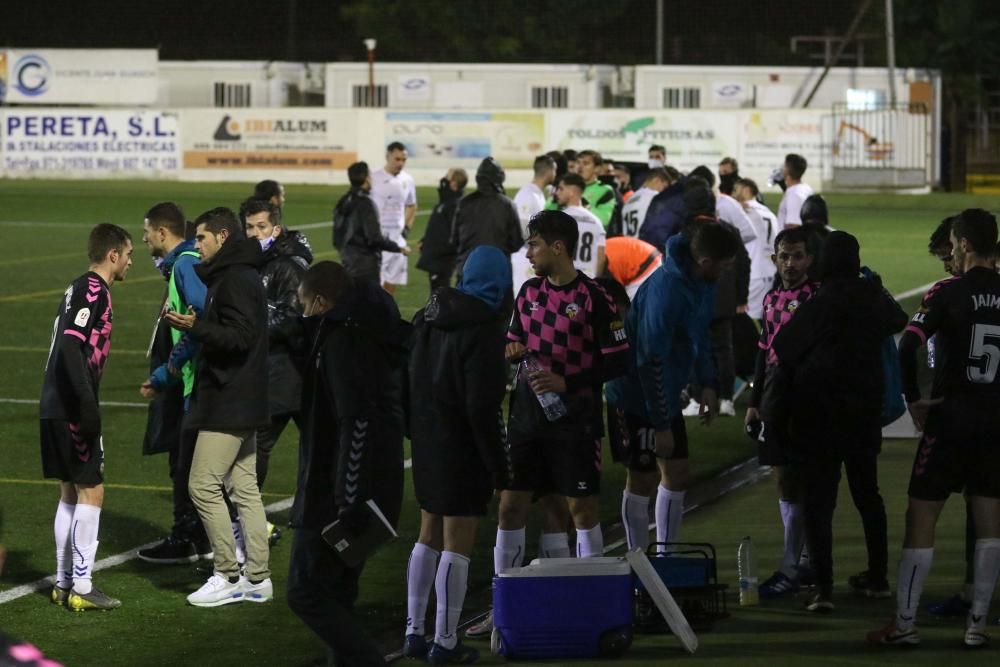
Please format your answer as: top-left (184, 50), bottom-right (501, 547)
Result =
top-left (578, 232), bottom-right (594, 263)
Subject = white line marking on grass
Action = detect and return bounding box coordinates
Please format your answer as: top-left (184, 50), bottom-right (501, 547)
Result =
top-left (0, 398), bottom-right (147, 408)
top-left (893, 282), bottom-right (936, 300)
top-left (0, 494), bottom-right (297, 605)
top-left (296, 209), bottom-right (433, 232)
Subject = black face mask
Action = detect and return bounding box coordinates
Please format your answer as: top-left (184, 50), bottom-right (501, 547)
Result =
top-left (438, 178), bottom-right (450, 195)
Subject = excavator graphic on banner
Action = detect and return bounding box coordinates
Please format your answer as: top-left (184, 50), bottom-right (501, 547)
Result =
top-left (833, 120), bottom-right (895, 161)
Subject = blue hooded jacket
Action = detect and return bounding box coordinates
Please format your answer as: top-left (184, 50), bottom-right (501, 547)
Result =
top-left (456, 246), bottom-right (511, 311)
top-left (639, 177), bottom-right (687, 253)
top-left (605, 233), bottom-right (718, 429)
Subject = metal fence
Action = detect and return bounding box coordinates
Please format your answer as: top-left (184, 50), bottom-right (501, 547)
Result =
top-left (830, 102), bottom-right (931, 188)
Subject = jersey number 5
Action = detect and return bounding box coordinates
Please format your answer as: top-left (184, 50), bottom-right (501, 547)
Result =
top-left (967, 323), bottom-right (1000, 384)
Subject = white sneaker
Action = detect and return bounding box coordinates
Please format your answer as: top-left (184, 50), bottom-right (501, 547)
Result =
top-left (681, 399), bottom-right (701, 417)
top-left (187, 573), bottom-right (244, 607)
top-left (465, 610), bottom-right (493, 638)
top-left (241, 576), bottom-right (273, 603)
top-left (719, 399), bottom-right (736, 417)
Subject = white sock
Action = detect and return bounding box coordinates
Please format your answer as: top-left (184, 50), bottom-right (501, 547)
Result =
top-left (576, 525), bottom-right (604, 558)
top-left (232, 519), bottom-right (246, 565)
top-left (622, 491), bottom-right (651, 551)
top-left (895, 547), bottom-right (934, 630)
top-left (779, 500), bottom-right (805, 578)
top-left (70, 504), bottom-right (101, 595)
top-left (539, 532), bottom-right (571, 558)
top-left (434, 551), bottom-right (470, 650)
top-left (54, 501), bottom-right (75, 588)
top-left (405, 542), bottom-right (439, 637)
top-left (494, 528), bottom-right (524, 575)
top-left (970, 538), bottom-right (1000, 619)
top-left (655, 486), bottom-right (685, 548)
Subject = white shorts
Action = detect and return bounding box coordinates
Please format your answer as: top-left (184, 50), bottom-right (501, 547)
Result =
top-left (747, 275), bottom-right (774, 320)
top-left (381, 249), bottom-right (408, 286)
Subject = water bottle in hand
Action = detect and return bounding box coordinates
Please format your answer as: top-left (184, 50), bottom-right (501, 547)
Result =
top-left (520, 354), bottom-right (568, 422)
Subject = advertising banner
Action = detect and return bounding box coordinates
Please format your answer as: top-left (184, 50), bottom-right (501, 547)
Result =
top-left (384, 112), bottom-right (545, 169)
top-left (1, 109), bottom-right (180, 178)
top-left (1, 49), bottom-right (158, 105)
top-left (739, 110), bottom-right (830, 183)
top-left (181, 109), bottom-right (358, 170)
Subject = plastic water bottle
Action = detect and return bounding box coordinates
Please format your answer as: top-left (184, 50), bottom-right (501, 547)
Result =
top-left (927, 335), bottom-right (937, 369)
top-left (520, 354), bottom-right (568, 422)
top-left (737, 536), bottom-right (759, 606)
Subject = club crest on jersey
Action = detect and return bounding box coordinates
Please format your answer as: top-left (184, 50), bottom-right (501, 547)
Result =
top-left (564, 303), bottom-right (580, 319)
top-left (74, 308), bottom-right (91, 327)
top-left (787, 299), bottom-right (800, 313)
top-left (529, 301), bottom-right (540, 312)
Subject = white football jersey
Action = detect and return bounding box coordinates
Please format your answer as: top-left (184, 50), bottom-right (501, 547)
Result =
top-left (620, 187), bottom-right (657, 238)
top-left (777, 183), bottom-right (813, 227)
top-left (746, 199), bottom-right (780, 281)
top-left (716, 193), bottom-right (756, 245)
top-left (512, 182), bottom-right (548, 295)
top-left (370, 167), bottom-right (417, 236)
top-left (562, 205), bottom-right (606, 279)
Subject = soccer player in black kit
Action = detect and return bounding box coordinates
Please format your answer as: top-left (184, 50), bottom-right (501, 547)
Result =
top-left (868, 209), bottom-right (1000, 648)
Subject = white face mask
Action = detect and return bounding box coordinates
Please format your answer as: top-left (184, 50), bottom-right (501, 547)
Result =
top-left (259, 236), bottom-right (275, 251)
top-left (648, 159), bottom-right (664, 169)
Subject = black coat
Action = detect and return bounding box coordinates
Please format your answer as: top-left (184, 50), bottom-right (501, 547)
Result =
top-left (333, 187), bottom-right (401, 283)
top-left (771, 274), bottom-right (907, 454)
top-left (712, 221), bottom-right (751, 319)
top-left (409, 288), bottom-right (508, 515)
top-left (417, 185), bottom-right (463, 276)
top-left (186, 238), bottom-right (270, 432)
top-left (451, 187), bottom-right (522, 279)
top-left (260, 229), bottom-right (312, 415)
top-left (290, 280), bottom-right (408, 531)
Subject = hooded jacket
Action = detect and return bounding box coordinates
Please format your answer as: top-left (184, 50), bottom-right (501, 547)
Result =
top-left (417, 181), bottom-right (464, 276)
top-left (711, 221), bottom-right (751, 319)
top-left (451, 158), bottom-right (523, 278)
top-left (605, 233), bottom-right (719, 430)
top-left (185, 237), bottom-right (271, 432)
top-left (639, 178), bottom-right (687, 253)
top-left (409, 248), bottom-right (510, 512)
top-left (290, 279), bottom-right (408, 531)
top-left (771, 231), bottom-right (907, 453)
top-left (333, 187), bottom-right (403, 282)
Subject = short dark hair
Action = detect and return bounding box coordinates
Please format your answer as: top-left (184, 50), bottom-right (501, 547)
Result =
top-left (648, 144), bottom-right (666, 155)
top-left (719, 156), bottom-right (739, 172)
top-left (253, 180), bottom-right (282, 202)
top-left (88, 223), bottom-right (132, 264)
top-left (689, 221), bottom-right (741, 261)
top-left (451, 168), bottom-right (469, 191)
top-left (928, 216), bottom-right (955, 253)
top-left (952, 208), bottom-right (999, 256)
top-left (774, 226), bottom-right (814, 254)
top-left (785, 153), bottom-right (807, 180)
top-left (145, 202), bottom-right (187, 238)
top-left (300, 260), bottom-right (353, 305)
top-left (577, 149), bottom-right (603, 166)
top-left (645, 167), bottom-right (670, 185)
top-left (386, 141), bottom-right (406, 153)
top-left (348, 161), bottom-right (370, 188)
top-left (533, 155), bottom-right (557, 177)
top-left (559, 172), bottom-right (586, 191)
top-left (195, 207), bottom-right (243, 238)
top-left (562, 149), bottom-right (578, 162)
top-left (664, 165), bottom-right (681, 182)
top-left (736, 177), bottom-right (759, 197)
top-left (240, 197), bottom-right (281, 227)
top-left (546, 150), bottom-right (569, 177)
top-left (719, 172), bottom-right (738, 195)
top-left (527, 210), bottom-right (579, 256)
top-left (689, 165), bottom-right (716, 189)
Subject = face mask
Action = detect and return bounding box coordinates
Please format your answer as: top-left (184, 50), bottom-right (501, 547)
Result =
top-left (439, 177), bottom-right (449, 191)
top-left (648, 159), bottom-right (664, 169)
top-left (259, 236), bottom-right (275, 251)
top-left (152, 256), bottom-right (165, 270)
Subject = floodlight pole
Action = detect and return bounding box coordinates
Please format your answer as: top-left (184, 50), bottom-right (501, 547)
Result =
top-left (364, 38), bottom-right (377, 106)
top-left (885, 0), bottom-right (898, 106)
top-left (655, 0), bottom-right (664, 65)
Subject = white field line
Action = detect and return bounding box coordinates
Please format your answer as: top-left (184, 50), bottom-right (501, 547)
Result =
top-left (0, 277), bottom-right (924, 606)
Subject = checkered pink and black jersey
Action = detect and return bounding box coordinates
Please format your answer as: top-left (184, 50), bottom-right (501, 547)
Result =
top-left (759, 282), bottom-right (819, 365)
top-left (40, 272), bottom-right (113, 420)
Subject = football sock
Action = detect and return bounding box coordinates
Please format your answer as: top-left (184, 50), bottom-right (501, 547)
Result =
top-left (963, 505), bottom-right (976, 586)
top-left (70, 504), bottom-right (101, 595)
top-left (494, 528), bottom-right (524, 575)
top-left (539, 532), bottom-right (570, 558)
top-left (655, 486), bottom-right (685, 548)
top-left (434, 551), bottom-right (470, 650)
top-left (779, 500), bottom-right (805, 578)
top-left (576, 525), bottom-right (604, 558)
top-left (970, 538), bottom-right (1000, 619)
top-left (54, 501), bottom-right (75, 588)
top-left (622, 491), bottom-right (651, 551)
top-left (895, 547), bottom-right (933, 631)
top-left (405, 542), bottom-right (439, 637)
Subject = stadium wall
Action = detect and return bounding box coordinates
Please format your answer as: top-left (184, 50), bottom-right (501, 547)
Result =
top-left (4, 106), bottom-right (930, 190)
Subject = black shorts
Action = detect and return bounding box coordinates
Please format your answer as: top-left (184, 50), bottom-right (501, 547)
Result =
top-left (757, 421), bottom-right (791, 467)
top-left (40, 419), bottom-right (104, 485)
top-left (502, 436), bottom-right (602, 498)
top-left (608, 408), bottom-right (689, 472)
top-left (908, 397), bottom-right (1000, 501)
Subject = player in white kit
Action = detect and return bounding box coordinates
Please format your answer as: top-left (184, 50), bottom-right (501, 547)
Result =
top-left (554, 173), bottom-right (606, 278)
top-left (777, 153), bottom-right (813, 229)
top-left (620, 168), bottom-right (669, 238)
top-left (735, 177), bottom-right (782, 320)
top-left (512, 156), bottom-right (557, 295)
top-left (370, 142), bottom-right (417, 294)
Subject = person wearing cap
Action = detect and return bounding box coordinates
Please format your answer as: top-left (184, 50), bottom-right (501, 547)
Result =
top-left (450, 157), bottom-right (523, 282)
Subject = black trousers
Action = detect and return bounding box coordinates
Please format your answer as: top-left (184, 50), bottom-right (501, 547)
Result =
top-left (255, 412), bottom-right (303, 490)
top-left (798, 446), bottom-right (888, 596)
top-left (287, 528), bottom-right (385, 667)
top-left (169, 429), bottom-right (207, 541)
top-left (428, 271), bottom-right (451, 292)
top-left (710, 318), bottom-right (735, 400)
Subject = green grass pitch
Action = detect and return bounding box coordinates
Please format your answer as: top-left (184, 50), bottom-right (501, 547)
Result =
top-left (0, 180), bottom-right (998, 665)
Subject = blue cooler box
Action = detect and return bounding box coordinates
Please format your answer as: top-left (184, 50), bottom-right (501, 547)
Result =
top-left (493, 557), bottom-right (634, 659)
